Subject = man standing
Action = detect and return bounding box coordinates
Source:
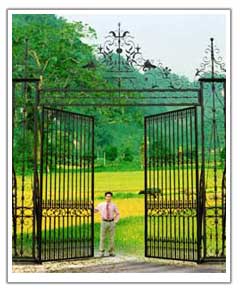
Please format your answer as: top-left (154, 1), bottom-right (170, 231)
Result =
top-left (94, 192), bottom-right (120, 257)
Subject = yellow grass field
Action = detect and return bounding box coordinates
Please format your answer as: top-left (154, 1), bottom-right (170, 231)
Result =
top-left (15, 170), bottom-right (223, 233)
top-left (95, 171), bottom-right (144, 196)
top-left (94, 171), bottom-right (145, 222)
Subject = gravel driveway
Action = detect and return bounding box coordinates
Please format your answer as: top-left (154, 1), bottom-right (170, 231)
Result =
top-left (12, 255), bottom-right (225, 273)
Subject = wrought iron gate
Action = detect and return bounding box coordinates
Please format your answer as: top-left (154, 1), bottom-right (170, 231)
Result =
top-left (39, 107), bottom-right (94, 261)
top-left (144, 107), bottom-right (201, 262)
top-left (12, 28), bottom-right (226, 264)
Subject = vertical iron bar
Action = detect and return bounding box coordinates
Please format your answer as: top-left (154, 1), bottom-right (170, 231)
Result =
top-left (160, 115), bottom-right (164, 258)
top-left (32, 83), bottom-right (37, 260)
top-left (156, 116), bottom-right (160, 257)
top-left (42, 108), bottom-right (46, 261)
top-left (212, 83), bottom-right (219, 257)
top-left (58, 111), bottom-right (62, 259)
top-left (70, 113), bottom-right (74, 258)
top-left (63, 111), bottom-right (66, 259)
top-left (75, 116), bottom-right (81, 257)
top-left (12, 82), bottom-right (17, 257)
top-left (46, 109), bottom-right (51, 259)
top-left (169, 112), bottom-right (172, 258)
top-left (200, 81), bottom-right (206, 261)
top-left (22, 42), bottom-right (29, 258)
top-left (190, 109), bottom-right (194, 260)
top-left (210, 39), bottom-right (219, 257)
top-left (194, 107), bottom-right (200, 263)
top-left (148, 117), bottom-right (151, 257)
top-left (91, 117), bottom-right (95, 257)
top-left (52, 110), bottom-right (56, 260)
top-left (173, 112), bottom-right (177, 259)
top-left (67, 112), bottom-right (70, 259)
top-left (39, 107), bottom-right (45, 263)
top-left (177, 111), bottom-right (181, 259)
top-left (181, 111), bottom-right (185, 260)
top-left (85, 117), bottom-right (88, 256)
top-left (83, 118), bottom-right (86, 256)
top-left (49, 109), bottom-right (53, 261)
top-left (152, 117), bottom-right (156, 257)
top-left (149, 118), bottom-right (152, 257)
top-left (87, 119), bottom-right (90, 256)
top-left (144, 116), bottom-right (148, 257)
top-left (77, 116), bottom-right (81, 257)
top-left (221, 80), bottom-right (226, 256)
top-left (185, 110), bottom-right (190, 260)
top-left (20, 82), bottom-right (26, 257)
top-left (164, 115), bottom-right (167, 258)
top-left (79, 116), bottom-right (83, 256)
top-left (45, 109), bottom-right (49, 261)
top-left (74, 115), bottom-right (78, 258)
top-left (44, 109), bottom-right (48, 261)
top-left (85, 118), bottom-right (89, 256)
top-left (56, 110), bottom-right (59, 260)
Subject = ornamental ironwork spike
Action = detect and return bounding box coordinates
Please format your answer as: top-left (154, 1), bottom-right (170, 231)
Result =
top-left (97, 23), bottom-right (165, 73)
top-left (195, 37), bottom-right (226, 78)
top-left (97, 23), bottom-right (179, 89)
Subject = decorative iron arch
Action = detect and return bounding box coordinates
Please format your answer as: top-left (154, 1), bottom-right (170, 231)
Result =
top-left (97, 22), bottom-right (166, 72)
top-left (90, 23), bottom-right (187, 90)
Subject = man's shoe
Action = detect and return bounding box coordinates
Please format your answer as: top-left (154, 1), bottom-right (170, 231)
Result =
top-left (109, 253), bottom-right (115, 257)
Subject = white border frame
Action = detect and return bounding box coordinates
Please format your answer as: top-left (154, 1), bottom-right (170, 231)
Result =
top-left (7, 8), bottom-right (231, 283)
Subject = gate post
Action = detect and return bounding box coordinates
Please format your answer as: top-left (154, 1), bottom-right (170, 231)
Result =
top-left (12, 81), bottom-right (17, 258)
top-left (197, 82), bottom-right (205, 263)
top-left (144, 116), bottom-right (148, 258)
top-left (12, 78), bottom-right (40, 262)
top-left (222, 80), bottom-right (226, 257)
top-left (198, 77), bottom-right (226, 262)
top-left (33, 82), bottom-right (41, 262)
top-left (37, 103), bottom-right (44, 263)
top-left (196, 38), bottom-right (226, 262)
top-left (91, 117), bottom-right (95, 257)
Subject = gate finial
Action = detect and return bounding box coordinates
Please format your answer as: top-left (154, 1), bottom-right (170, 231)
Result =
top-left (195, 37), bottom-right (226, 78)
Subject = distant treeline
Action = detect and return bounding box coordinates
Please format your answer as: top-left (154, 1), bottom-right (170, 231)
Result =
top-left (12, 14), bottom-right (225, 173)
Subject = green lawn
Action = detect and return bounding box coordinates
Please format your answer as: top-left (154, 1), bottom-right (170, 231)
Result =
top-left (94, 216), bottom-right (144, 256)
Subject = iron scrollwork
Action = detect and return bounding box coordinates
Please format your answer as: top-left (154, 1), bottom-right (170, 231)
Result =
top-left (97, 23), bottom-right (179, 89)
top-left (195, 37), bottom-right (226, 78)
top-left (42, 207), bottom-right (91, 217)
top-left (98, 22), bottom-right (150, 72)
top-left (147, 207), bottom-right (197, 217)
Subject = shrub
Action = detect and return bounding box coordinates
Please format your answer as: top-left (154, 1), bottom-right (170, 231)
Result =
top-left (105, 145), bottom-right (118, 161)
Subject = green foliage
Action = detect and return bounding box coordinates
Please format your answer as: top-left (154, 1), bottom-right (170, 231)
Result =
top-left (94, 161), bottom-right (141, 172)
top-left (105, 145), bottom-right (118, 161)
top-left (122, 147), bottom-right (134, 162)
top-left (12, 14), bottom-right (110, 91)
top-left (12, 14), bottom-right (226, 173)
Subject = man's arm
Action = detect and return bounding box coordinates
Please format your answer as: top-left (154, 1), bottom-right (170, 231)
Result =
top-left (94, 203), bottom-right (100, 213)
top-left (114, 206), bottom-right (120, 223)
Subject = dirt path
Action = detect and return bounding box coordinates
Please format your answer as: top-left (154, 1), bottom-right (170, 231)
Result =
top-left (12, 255), bottom-right (225, 273)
